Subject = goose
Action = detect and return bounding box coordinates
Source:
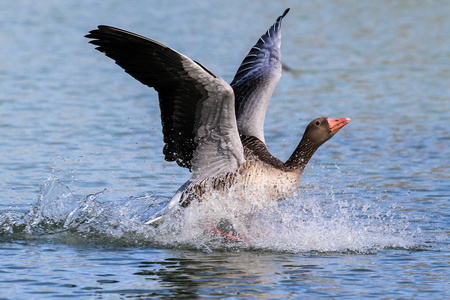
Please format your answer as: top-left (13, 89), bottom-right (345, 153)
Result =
top-left (85, 8), bottom-right (350, 226)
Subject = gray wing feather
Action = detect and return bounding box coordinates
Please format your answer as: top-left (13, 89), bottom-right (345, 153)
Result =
top-left (231, 8), bottom-right (289, 143)
top-left (86, 26), bottom-right (244, 181)
top-left (182, 61), bottom-right (244, 181)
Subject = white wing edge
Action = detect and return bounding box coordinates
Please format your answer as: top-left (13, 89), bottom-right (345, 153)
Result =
top-left (145, 180), bottom-right (193, 226)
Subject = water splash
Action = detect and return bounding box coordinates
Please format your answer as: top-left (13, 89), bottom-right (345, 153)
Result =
top-left (0, 178), bottom-right (157, 243)
top-left (0, 178), bottom-right (423, 252)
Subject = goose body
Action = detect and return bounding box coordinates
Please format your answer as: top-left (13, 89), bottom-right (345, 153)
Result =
top-left (85, 8), bottom-right (350, 225)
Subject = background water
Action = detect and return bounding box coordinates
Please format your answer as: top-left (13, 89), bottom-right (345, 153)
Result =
top-left (0, 0), bottom-right (448, 299)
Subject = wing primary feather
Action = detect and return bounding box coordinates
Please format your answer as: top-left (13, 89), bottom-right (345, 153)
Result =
top-left (230, 9), bottom-right (290, 142)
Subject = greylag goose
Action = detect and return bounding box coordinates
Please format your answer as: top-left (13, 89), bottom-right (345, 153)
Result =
top-left (85, 8), bottom-right (350, 225)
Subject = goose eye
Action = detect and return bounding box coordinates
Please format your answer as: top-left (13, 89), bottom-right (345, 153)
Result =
top-left (315, 121), bottom-right (321, 126)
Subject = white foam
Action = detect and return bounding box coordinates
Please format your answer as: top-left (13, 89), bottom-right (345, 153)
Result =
top-left (0, 178), bottom-right (423, 252)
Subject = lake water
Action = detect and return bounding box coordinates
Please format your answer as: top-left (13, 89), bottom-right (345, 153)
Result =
top-left (0, 1), bottom-right (448, 299)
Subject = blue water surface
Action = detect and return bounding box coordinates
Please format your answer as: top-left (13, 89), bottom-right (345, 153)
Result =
top-left (0, 0), bottom-right (448, 299)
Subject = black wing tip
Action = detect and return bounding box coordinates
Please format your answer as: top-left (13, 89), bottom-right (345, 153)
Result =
top-left (84, 31), bottom-right (95, 39)
top-left (276, 8), bottom-right (290, 23)
top-left (281, 8), bottom-right (290, 19)
top-left (272, 8), bottom-right (290, 32)
top-left (84, 25), bottom-right (114, 38)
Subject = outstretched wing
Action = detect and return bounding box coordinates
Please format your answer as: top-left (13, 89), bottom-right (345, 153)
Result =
top-left (86, 26), bottom-right (244, 181)
top-left (230, 8), bottom-right (289, 143)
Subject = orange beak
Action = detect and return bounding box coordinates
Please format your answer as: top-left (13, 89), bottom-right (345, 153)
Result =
top-left (327, 117), bottom-right (351, 132)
